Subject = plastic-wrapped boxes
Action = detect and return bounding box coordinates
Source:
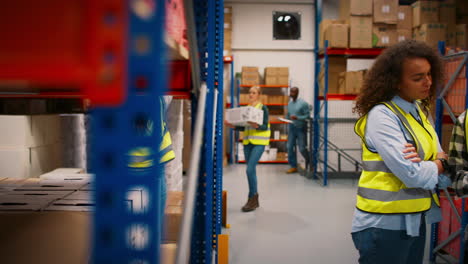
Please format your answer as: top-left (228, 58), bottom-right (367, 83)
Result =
top-left (226, 106), bottom-right (264, 126)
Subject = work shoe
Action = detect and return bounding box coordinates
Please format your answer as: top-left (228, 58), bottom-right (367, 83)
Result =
top-left (286, 167), bottom-right (298, 174)
top-left (241, 194), bottom-right (259, 212)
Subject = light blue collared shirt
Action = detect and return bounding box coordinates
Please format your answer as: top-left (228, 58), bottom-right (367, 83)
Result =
top-left (351, 96), bottom-right (451, 237)
top-left (286, 98), bottom-right (310, 128)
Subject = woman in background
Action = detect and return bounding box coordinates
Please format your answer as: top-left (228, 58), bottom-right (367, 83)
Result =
top-left (226, 85), bottom-right (270, 212)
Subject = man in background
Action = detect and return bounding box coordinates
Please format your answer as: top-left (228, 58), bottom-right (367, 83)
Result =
top-left (286, 87), bottom-right (310, 173)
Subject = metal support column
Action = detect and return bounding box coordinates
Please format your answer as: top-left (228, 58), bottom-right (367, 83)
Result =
top-left (91, 1), bottom-right (167, 263)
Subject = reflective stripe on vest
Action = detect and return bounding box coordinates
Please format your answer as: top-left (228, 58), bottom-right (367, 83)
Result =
top-left (354, 101), bottom-right (439, 214)
top-left (243, 103), bottom-right (271, 145)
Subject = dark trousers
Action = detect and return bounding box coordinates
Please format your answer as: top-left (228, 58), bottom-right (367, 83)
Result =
top-left (351, 219), bottom-right (426, 264)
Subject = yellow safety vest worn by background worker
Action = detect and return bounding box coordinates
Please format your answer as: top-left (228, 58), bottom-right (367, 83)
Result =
top-left (243, 103), bottom-right (271, 145)
top-left (128, 98), bottom-right (175, 168)
top-left (354, 101), bottom-right (440, 214)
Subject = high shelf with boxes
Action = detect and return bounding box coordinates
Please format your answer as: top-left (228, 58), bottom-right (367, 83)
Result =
top-left (430, 50), bottom-right (468, 264)
top-left (230, 66), bottom-right (291, 164)
top-left (0, 0), bottom-right (227, 263)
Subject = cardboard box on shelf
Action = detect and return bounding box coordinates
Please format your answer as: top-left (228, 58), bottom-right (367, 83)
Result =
top-left (414, 23), bottom-right (447, 48)
top-left (350, 16), bottom-right (373, 48)
top-left (320, 19), bottom-right (345, 48)
top-left (374, 0), bottom-right (399, 24)
top-left (397, 5), bottom-right (413, 29)
top-left (345, 70), bottom-right (367, 94)
top-left (224, 6), bottom-right (232, 23)
top-left (324, 23), bottom-right (349, 48)
top-left (338, 72), bottom-right (346, 94)
top-left (0, 115), bottom-right (60, 148)
top-left (412, 1), bottom-right (439, 28)
top-left (447, 24), bottom-right (457, 47)
top-left (225, 106), bottom-right (264, 126)
top-left (319, 57), bottom-right (347, 95)
top-left (440, 0), bottom-right (456, 26)
top-left (241, 71), bottom-right (260, 86)
top-left (397, 29), bottom-right (412, 42)
top-left (265, 76), bottom-right (289, 85)
top-left (340, 0), bottom-right (373, 18)
top-left (264, 67), bottom-right (289, 76)
top-left (372, 23), bottom-right (397, 47)
top-left (456, 24), bottom-right (467, 49)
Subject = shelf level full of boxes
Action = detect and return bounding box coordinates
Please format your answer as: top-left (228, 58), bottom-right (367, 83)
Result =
top-left (312, 0), bottom-right (468, 186)
top-left (0, 1), bottom-right (228, 263)
top-left (430, 50), bottom-right (468, 264)
top-left (228, 66), bottom-right (291, 164)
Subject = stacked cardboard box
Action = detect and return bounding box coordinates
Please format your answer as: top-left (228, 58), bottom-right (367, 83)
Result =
top-left (372, 0), bottom-right (398, 47)
top-left (0, 115), bottom-right (62, 179)
top-left (457, 0), bottom-right (468, 25)
top-left (412, 1), bottom-right (446, 48)
top-left (397, 5), bottom-right (413, 42)
top-left (264, 67), bottom-right (289, 85)
top-left (224, 6), bottom-right (232, 56)
top-left (241, 66), bottom-right (260, 85)
top-left (456, 24), bottom-right (468, 49)
top-left (345, 70), bottom-right (367, 94)
top-left (339, 0), bottom-right (373, 48)
top-left (439, 0), bottom-right (457, 47)
top-left (319, 57), bottom-right (347, 95)
top-left (320, 19), bottom-right (349, 48)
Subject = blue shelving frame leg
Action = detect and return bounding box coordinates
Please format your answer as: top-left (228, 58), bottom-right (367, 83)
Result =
top-left (91, 1), bottom-right (167, 263)
top-left (312, 0), bottom-right (322, 180)
top-left (191, 0), bottom-right (224, 262)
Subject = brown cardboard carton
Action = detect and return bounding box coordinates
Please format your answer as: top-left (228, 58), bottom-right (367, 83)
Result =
top-left (265, 76), bottom-right (289, 86)
top-left (319, 19), bottom-right (345, 48)
top-left (339, 0), bottom-right (351, 21)
top-left (265, 67), bottom-right (289, 76)
top-left (440, 0), bottom-right (456, 26)
top-left (338, 72), bottom-right (346, 94)
top-left (350, 16), bottom-right (373, 48)
top-left (397, 5), bottom-right (413, 29)
top-left (374, 0), bottom-right (399, 24)
top-left (319, 57), bottom-right (347, 95)
top-left (241, 67), bottom-right (260, 85)
top-left (324, 23), bottom-right (349, 48)
top-left (397, 29), bottom-right (412, 42)
top-left (415, 23), bottom-right (447, 48)
top-left (456, 0), bottom-right (468, 16)
top-left (456, 24), bottom-right (468, 49)
top-left (345, 70), bottom-right (367, 94)
top-left (372, 23), bottom-right (398, 47)
top-left (339, 0), bottom-right (373, 20)
top-left (447, 24), bottom-right (457, 47)
top-left (242, 66), bottom-right (258, 72)
top-left (412, 1), bottom-right (439, 28)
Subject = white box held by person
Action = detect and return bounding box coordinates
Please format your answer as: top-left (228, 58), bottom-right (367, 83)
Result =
top-left (225, 106), bottom-right (263, 127)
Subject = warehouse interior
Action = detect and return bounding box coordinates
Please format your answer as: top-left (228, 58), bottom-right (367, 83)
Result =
top-left (0, 0), bottom-right (467, 263)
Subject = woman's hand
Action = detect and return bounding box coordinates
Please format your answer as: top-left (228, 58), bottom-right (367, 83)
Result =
top-left (402, 143), bottom-right (421, 163)
top-left (436, 152), bottom-right (448, 160)
top-left (247, 121), bottom-right (259, 129)
top-left (224, 120), bottom-right (234, 128)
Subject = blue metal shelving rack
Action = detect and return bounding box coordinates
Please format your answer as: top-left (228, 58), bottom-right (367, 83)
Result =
top-left (91, 1), bottom-right (168, 262)
top-left (190, 0), bottom-right (224, 262)
top-left (90, 0), bottom-right (225, 263)
top-left (431, 48), bottom-right (468, 264)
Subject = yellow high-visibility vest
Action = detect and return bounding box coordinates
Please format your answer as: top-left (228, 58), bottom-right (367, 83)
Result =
top-left (243, 103), bottom-right (271, 145)
top-left (355, 101), bottom-right (440, 214)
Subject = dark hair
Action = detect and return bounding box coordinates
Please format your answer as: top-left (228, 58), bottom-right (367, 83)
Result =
top-left (353, 40), bottom-right (443, 117)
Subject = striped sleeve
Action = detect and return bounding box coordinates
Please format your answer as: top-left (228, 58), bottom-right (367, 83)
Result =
top-left (448, 111), bottom-right (468, 176)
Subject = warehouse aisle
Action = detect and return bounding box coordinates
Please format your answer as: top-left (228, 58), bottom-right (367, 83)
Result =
top-left (223, 164), bottom-right (359, 264)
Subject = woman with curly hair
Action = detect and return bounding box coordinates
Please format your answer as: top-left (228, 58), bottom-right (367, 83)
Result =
top-left (351, 40), bottom-right (452, 264)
